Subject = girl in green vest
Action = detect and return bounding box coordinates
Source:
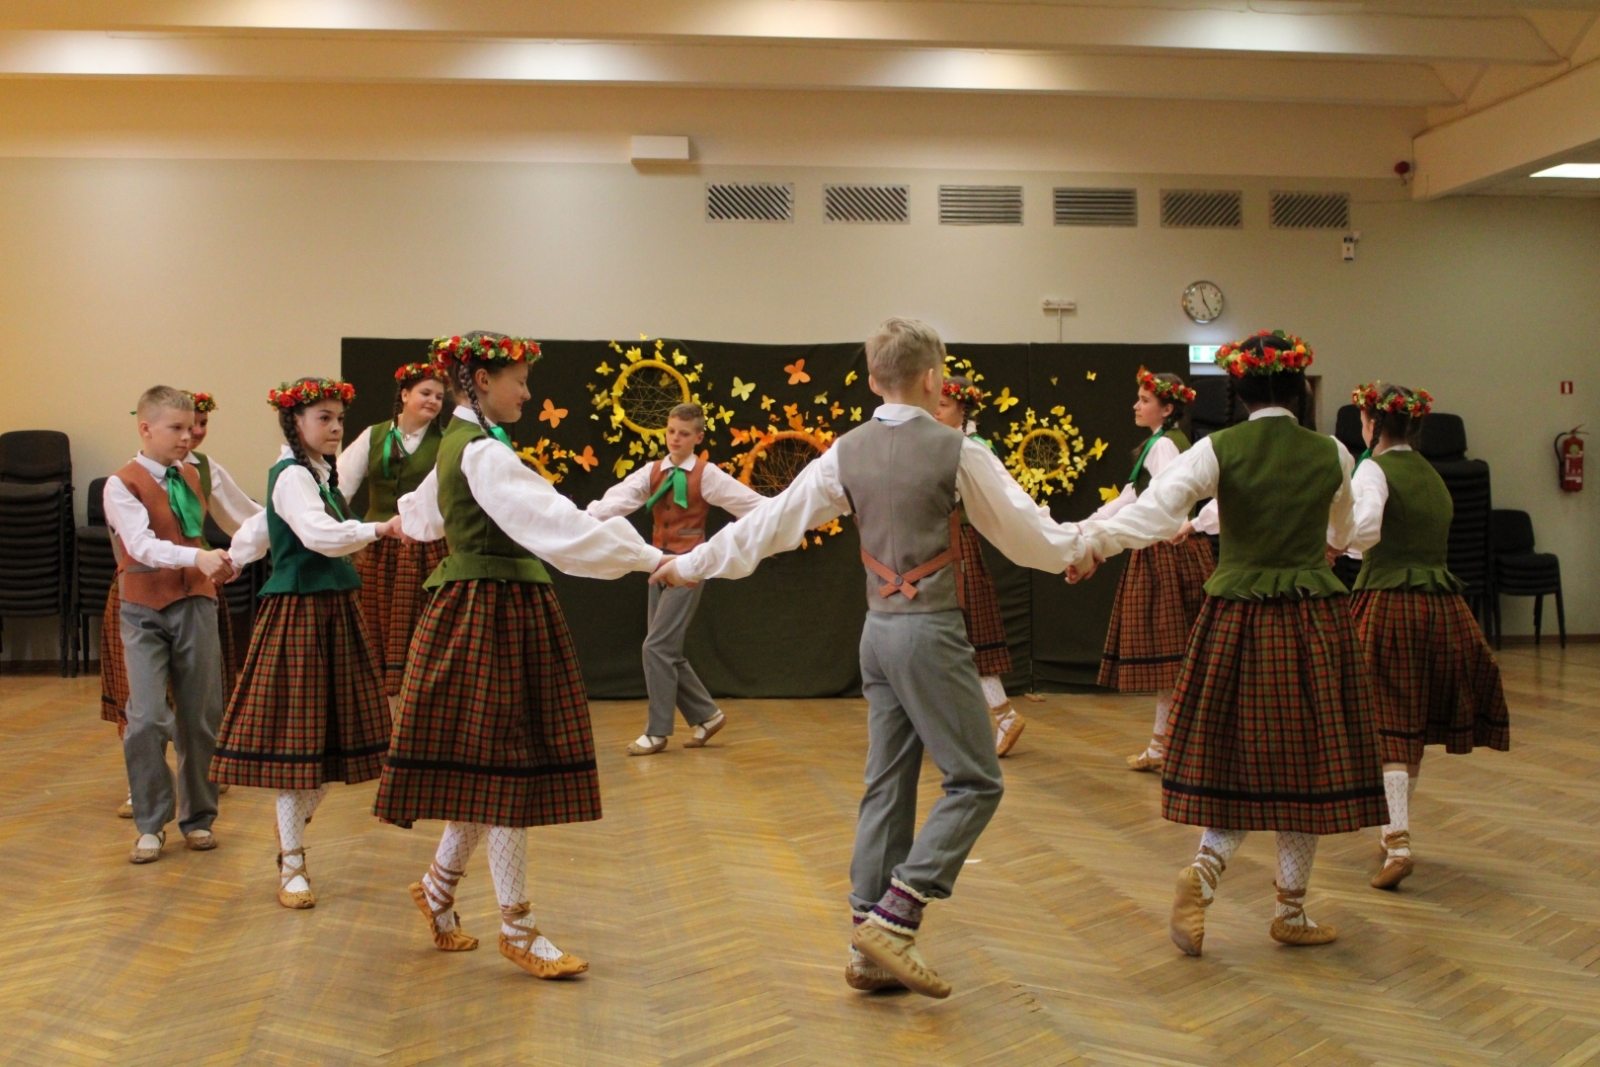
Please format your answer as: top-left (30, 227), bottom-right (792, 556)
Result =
top-left (374, 332), bottom-right (662, 979)
top-left (1076, 331), bottom-right (1387, 956)
top-left (1346, 382), bottom-right (1509, 891)
top-left (213, 377), bottom-right (404, 910)
top-left (934, 376), bottom-right (1027, 756)
top-left (1092, 368), bottom-right (1216, 772)
top-left (336, 362), bottom-right (450, 697)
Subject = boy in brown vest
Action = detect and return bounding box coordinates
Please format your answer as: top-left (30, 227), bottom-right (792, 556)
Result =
top-left (653, 320), bottom-right (1095, 998)
top-left (103, 386), bottom-right (236, 863)
top-left (588, 402), bottom-right (764, 755)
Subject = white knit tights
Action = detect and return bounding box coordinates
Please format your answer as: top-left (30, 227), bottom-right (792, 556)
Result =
top-left (1189, 827), bottom-right (1321, 926)
top-left (980, 675), bottom-right (1008, 709)
top-left (1380, 766), bottom-right (1416, 857)
top-left (276, 785), bottom-right (329, 892)
top-left (420, 822), bottom-right (565, 960)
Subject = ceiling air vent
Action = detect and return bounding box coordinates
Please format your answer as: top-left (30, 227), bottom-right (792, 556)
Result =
top-left (824, 184), bottom-right (910, 224)
top-left (706, 182), bottom-right (794, 222)
top-left (1270, 191), bottom-right (1351, 229)
top-left (1160, 189), bottom-right (1243, 229)
top-left (939, 185), bottom-right (1023, 226)
top-left (1054, 187), bottom-right (1137, 227)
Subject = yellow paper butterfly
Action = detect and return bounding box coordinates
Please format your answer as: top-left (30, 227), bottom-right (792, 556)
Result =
top-left (613, 457), bottom-right (635, 478)
top-left (673, 352), bottom-right (688, 366)
top-left (760, 395), bottom-right (775, 411)
top-left (814, 392), bottom-right (828, 405)
top-left (1088, 438), bottom-right (1109, 460)
top-left (845, 370), bottom-right (859, 386)
top-left (717, 406), bottom-right (736, 423)
top-left (1050, 405), bottom-right (1066, 417)
top-left (1098, 486), bottom-right (1121, 503)
top-left (595, 362), bottom-right (613, 376)
top-left (994, 387), bottom-right (1019, 412)
top-left (1050, 376), bottom-right (1058, 386)
top-left (730, 377), bottom-right (756, 401)
top-left (1086, 371), bottom-right (1097, 381)
top-left (850, 407), bottom-right (863, 421)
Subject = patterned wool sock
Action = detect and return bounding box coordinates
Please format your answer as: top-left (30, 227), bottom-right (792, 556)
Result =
top-left (487, 826), bottom-right (564, 961)
top-left (867, 878), bottom-right (930, 936)
top-left (1274, 832), bottom-right (1321, 928)
top-left (424, 821), bottom-right (486, 932)
top-left (1382, 770), bottom-right (1411, 857)
top-left (276, 786), bottom-right (329, 893)
top-left (1193, 828), bottom-right (1247, 902)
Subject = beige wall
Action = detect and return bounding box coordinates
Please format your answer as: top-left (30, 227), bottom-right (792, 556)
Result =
top-left (1, 155), bottom-right (1596, 657)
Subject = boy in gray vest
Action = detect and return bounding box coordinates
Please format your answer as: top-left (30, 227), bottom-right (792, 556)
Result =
top-left (652, 318), bottom-right (1095, 998)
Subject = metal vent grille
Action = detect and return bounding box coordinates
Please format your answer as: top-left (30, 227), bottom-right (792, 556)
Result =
top-left (1053, 187), bottom-right (1137, 227)
top-left (1270, 191), bottom-right (1351, 229)
top-left (1160, 189), bottom-right (1243, 229)
top-left (706, 183), bottom-right (794, 222)
top-left (939, 185), bottom-right (1023, 225)
top-left (824, 184), bottom-right (910, 224)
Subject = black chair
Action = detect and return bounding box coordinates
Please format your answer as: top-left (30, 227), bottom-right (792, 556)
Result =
top-left (68, 479), bottom-right (115, 676)
top-left (0, 480), bottom-right (73, 674)
top-left (1417, 413), bottom-right (1492, 631)
top-left (1334, 404), bottom-right (1367, 462)
top-left (1490, 509), bottom-right (1564, 649)
top-left (0, 429), bottom-right (72, 485)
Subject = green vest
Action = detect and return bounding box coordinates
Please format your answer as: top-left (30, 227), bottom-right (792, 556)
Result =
top-left (1133, 429), bottom-right (1191, 494)
top-left (1354, 449), bottom-right (1462, 594)
top-left (1205, 416), bottom-right (1347, 600)
top-left (424, 416), bottom-right (552, 589)
top-left (258, 458), bottom-right (362, 596)
top-left (191, 452), bottom-right (213, 502)
top-left (363, 420), bottom-right (443, 522)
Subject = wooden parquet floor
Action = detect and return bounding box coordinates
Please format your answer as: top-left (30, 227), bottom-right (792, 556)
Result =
top-left (2, 646), bottom-right (1598, 1067)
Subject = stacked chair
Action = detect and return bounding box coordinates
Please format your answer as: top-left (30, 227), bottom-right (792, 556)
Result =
top-left (1489, 509), bottom-right (1565, 649)
top-left (1417, 414), bottom-right (1492, 630)
top-left (1329, 403), bottom-right (1367, 590)
top-left (0, 431), bottom-right (74, 675)
top-left (72, 478), bottom-right (118, 676)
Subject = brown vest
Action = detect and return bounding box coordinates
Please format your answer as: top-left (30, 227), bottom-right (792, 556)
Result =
top-left (111, 459), bottom-right (216, 610)
top-left (649, 459), bottom-right (711, 553)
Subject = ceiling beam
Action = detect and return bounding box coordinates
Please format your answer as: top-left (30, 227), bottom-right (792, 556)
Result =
top-left (1413, 56), bottom-right (1600, 195)
top-left (0, 0), bottom-right (1562, 64)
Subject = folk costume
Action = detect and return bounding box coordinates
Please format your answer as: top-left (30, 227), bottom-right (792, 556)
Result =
top-left (103, 450), bottom-right (229, 861)
top-left (379, 332), bottom-right (663, 979)
top-left (218, 378), bottom-right (391, 910)
top-left (337, 366), bottom-right (449, 697)
top-left (587, 450), bottom-right (763, 753)
top-left (672, 401), bottom-right (1094, 999)
top-left (1346, 384), bottom-right (1510, 890)
top-left (1082, 332), bottom-right (1387, 956)
top-left (1093, 370), bottom-right (1215, 772)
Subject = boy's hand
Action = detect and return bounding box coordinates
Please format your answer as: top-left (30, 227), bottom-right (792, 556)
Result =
top-left (196, 548), bottom-right (233, 582)
top-left (649, 556), bottom-right (691, 587)
top-left (1065, 548), bottom-right (1103, 584)
top-left (376, 516), bottom-right (405, 540)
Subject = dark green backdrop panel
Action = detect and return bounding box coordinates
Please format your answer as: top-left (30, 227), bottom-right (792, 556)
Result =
top-left (342, 337), bottom-right (1187, 698)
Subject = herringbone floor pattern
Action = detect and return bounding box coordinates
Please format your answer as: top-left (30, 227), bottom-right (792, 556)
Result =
top-left (2, 646), bottom-right (1597, 1066)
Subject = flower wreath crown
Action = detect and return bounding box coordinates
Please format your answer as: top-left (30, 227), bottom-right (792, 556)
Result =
top-left (1136, 367), bottom-right (1196, 405)
top-left (185, 391), bottom-right (217, 413)
top-left (268, 379), bottom-right (356, 410)
top-left (1214, 330), bottom-right (1314, 377)
top-left (429, 334), bottom-right (542, 368)
top-left (394, 361), bottom-right (448, 385)
top-left (941, 379), bottom-right (987, 410)
top-left (1352, 382), bottom-right (1433, 419)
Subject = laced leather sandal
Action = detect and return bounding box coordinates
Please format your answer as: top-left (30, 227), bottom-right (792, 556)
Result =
top-left (1127, 735), bottom-right (1166, 772)
top-left (409, 861), bottom-right (478, 951)
top-left (277, 847), bottom-right (316, 910)
top-left (994, 707), bottom-right (1026, 757)
top-left (498, 903), bottom-right (588, 978)
top-left (682, 711), bottom-right (725, 749)
top-left (851, 921), bottom-right (951, 999)
top-left (118, 796), bottom-right (134, 819)
top-left (845, 946), bottom-right (907, 992)
top-left (1169, 847), bottom-right (1222, 956)
top-left (626, 736), bottom-right (667, 756)
top-left (129, 830), bottom-right (165, 864)
top-left (1268, 883), bottom-right (1337, 946)
top-left (1371, 830), bottom-right (1414, 890)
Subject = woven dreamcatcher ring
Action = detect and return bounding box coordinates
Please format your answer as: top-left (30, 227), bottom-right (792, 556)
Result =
top-left (611, 359), bottom-right (692, 437)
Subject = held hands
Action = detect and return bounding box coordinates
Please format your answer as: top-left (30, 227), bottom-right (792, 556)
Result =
top-left (1167, 521), bottom-right (1195, 546)
top-left (1324, 544), bottom-right (1342, 567)
top-left (196, 548), bottom-right (238, 584)
top-left (1065, 547), bottom-right (1104, 585)
top-left (649, 555), bottom-right (694, 588)
top-left (376, 516), bottom-right (406, 541)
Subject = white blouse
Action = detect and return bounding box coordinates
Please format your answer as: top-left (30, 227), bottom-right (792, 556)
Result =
top-left (229, 446), bottom-right (380, 565)
top-left (186, 453), bottom-right (263, 538)
top-left (1344, 444), bottom-right (1412, 558)
top-left (337, 420), bottom-right (431, 501)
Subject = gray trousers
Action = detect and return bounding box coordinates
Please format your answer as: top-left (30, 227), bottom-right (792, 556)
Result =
top-left (120, 595), bottom-right (224, 836)
top-left (643, 582), bottom-right (719, 736)
top-left (849, 609), bottom-right (1005, 914)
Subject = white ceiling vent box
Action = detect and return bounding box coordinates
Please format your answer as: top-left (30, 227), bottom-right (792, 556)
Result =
top-left (706, 183), bottom-right (795, 222)
top-left (939, 185), bottom-right (1023, 225)
top-left (631, 136), bottom-right (691, 162)
top-left (1160, 190), bottom-right (1244, 229)
top-left (824, 184), bottom-right (910, 224)
top-left (1270, 191), bottom-right (1351, 229)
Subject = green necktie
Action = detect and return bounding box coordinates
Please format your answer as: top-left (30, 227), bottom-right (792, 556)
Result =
top-left (487, 425), bottom-right (513, 448)
top-left (645, 465), bottom-right (690, 510)
top-left (165, 466), bottom-right (205, 539)
top-left (1127, 429), bottom-right (1166, 484)
top-left (319, 482), bottom-right (349, 521)
top-left (1354, 447), bottom-right (1371, 471)
top-left (380, 424), bottom-right (404, 480)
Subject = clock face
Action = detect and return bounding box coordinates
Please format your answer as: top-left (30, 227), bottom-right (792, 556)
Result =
top-left (1182, 281), bottom-right (1224, 324)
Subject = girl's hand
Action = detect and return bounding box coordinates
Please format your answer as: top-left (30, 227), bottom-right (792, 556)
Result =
top-left (376, 516), bottom-right (405, 540)
top-left (1167, 521), bottom-right (1194, 545)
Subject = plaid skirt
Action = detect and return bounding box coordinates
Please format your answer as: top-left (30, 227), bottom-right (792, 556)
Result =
top-left (211, 590), bottom-right (390, 789)
top-left (354, 537), bottom-right (448, 696)
top-left (100, 583), bottom-right (128, 726)
top-left (1351, 590), bottom-right (1511, 765)
top-left (957, 525), bottom-right (1012, 678)
top-left (1162, 595), bottom-right (1388, 835)
top-left (375, 579), bottom-right (601, 829)
top-left (1099, 538), bottom-right (1215, 693)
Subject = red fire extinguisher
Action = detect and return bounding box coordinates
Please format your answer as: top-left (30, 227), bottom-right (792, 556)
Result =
top-left (1555, 426), bottom-right (1585, 492)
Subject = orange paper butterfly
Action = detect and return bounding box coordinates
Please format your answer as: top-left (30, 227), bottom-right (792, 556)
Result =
top-left (785, 359), bottom-right (811, 385)
top-left (539, 398), bottom-right (568, 427)
top-left (572, 445), bottom-right (599, 472)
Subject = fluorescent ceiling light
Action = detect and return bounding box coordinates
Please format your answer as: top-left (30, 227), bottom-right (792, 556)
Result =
top-left (1531, 163), bottom-right (1600, 179)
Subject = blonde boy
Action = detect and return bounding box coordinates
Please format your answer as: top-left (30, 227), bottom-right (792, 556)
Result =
top-left (103, 386), bottom-right (235, 863)
top-left (654, 319), bottom-right (1094, 997)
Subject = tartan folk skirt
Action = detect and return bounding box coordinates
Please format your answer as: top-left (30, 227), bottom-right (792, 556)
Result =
top-left (211, 590), bottom-right (390, 790)
top-left (374, 579), bottom-right (602, 829)
top-left (100, 583), bottom-right (128, 726)
top-left (957, 524), bottom-right (1013, 678)
top-left (354, 537), bottom-right (448, 697)
top-left (1099, 537), bottom-right (1215, 692)
top-left (1162, 595), bottom-right (1389, 835)
top-left (1351, 590), bottom-right (1511, 765)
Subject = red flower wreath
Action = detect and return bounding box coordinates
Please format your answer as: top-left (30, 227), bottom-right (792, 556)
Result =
top-left (1352, 382), bottom-right (1433, 418)
top-left (1213, 330), bottom-right (1314, 378)
top-left (429, 334), bottom-right (543, 367)
top-left (267, 379), bottom-right (357, 410)
top-left (941, 379), bottom-right (987, 411)
top-left (1135, 367), bottom-right (1196, 404)
top-left (394, 361), bottom-right (448, 385)
top-left (185, 391), bottom-right (217, 413)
